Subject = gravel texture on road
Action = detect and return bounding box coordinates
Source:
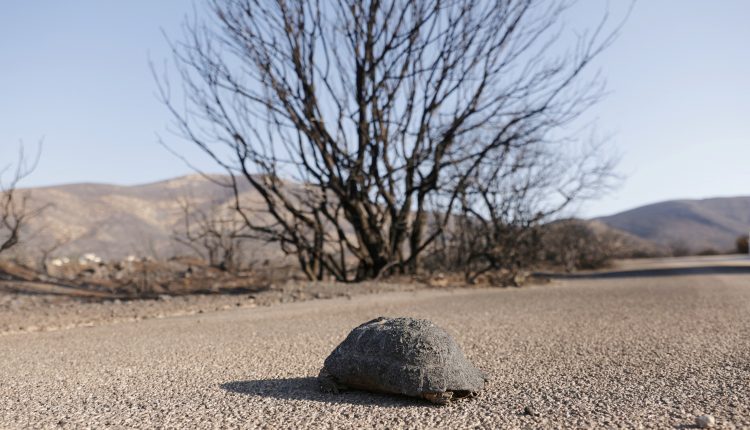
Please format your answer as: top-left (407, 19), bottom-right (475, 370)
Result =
top-left (1, 272), bottom-right (749, 428)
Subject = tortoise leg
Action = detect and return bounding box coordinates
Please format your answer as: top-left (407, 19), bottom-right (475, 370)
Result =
top-left (317, 368), bottom-right (347, 394)
top-left (423, 391), bottom-right (453, 405)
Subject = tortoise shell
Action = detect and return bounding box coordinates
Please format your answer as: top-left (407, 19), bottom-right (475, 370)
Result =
top-left (319, 317), bottom-right (487, 404)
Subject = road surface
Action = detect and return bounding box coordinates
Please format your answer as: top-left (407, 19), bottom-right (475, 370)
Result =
top-left (1, 260), bottom-right (749, 428)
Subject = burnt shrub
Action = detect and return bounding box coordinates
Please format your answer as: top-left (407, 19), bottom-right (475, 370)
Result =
top-left (737, 234), bottom-right (749, 254)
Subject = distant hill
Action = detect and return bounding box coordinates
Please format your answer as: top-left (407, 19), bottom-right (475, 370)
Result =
top-left (7, 175), bottom-right (748, 262)
top-left (8, 174), bottom-right (276, 262)
top-left (585, 220), bottom-right (670, 257)
top-left (597, 197), bottom-right (750, 253)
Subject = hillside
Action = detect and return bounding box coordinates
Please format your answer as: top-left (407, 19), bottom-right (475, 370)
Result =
top-left (585, 220), bottom-right (670, 257)
top-left (7, 175), bottom-right (748, 263)
top-left (8, 174), bottom-right (272, 262)
top-left (597, 197), bottom-right (750, 253)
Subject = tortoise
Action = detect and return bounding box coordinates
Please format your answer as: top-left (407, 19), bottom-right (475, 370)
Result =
top-left (318, 316), bottom-right (487, 405)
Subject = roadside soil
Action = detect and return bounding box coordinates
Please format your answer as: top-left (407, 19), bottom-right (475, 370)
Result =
top-left (0, 279), bottom-right (433, 335)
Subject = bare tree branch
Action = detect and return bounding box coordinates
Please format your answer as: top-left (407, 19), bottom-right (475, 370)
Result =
top-left (157, 0), bottom-right (627, 281)
top-left (1, 143), bottom-right (46, 256)
top-left (173, 195), bottom-right (251, 272)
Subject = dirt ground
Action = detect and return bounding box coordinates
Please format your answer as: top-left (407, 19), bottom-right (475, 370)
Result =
top-left (0, 278), bottom-right (430, 335)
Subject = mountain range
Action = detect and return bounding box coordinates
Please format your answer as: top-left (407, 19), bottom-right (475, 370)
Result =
top-left (8, 175), bottom-right (263, 262)
top-left (596, 197), bottom-right (750, 253)
top-left (5, 175), bottom-right (749, 261)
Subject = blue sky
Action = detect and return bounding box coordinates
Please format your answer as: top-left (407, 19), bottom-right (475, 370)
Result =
top-left (1, 1), bottom-right (748, 218)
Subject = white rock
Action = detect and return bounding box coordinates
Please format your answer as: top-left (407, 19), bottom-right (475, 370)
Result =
top-left (695, 415), bottom-right (715, 428)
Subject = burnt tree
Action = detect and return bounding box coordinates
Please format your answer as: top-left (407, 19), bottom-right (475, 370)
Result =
top-left (428, 138), bottom-right (616, 282)
top-left (158, 0), bottom-right (626, 281)
top-left (1, 145), bottom-right (44, 257)
top-left (173, 196), bottom-right (250, 272)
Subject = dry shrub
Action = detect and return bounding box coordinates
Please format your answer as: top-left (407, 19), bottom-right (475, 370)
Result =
top-left (1, 255), bottom-right (293, 300)
top-left (540, 220), bottom-right (613, 272)
top-left (737, 234), bottom-right (749, 254)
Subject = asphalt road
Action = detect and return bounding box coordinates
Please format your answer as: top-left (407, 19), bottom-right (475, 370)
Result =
top-left (2, 266), bottom-right (750, 428)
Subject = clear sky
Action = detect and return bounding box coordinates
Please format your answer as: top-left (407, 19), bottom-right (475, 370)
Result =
top-left (1, 1), bottom-right (748, 218)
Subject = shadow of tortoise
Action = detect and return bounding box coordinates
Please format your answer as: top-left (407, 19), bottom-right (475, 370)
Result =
top-left (220, 377), bottom-right (436, 407)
